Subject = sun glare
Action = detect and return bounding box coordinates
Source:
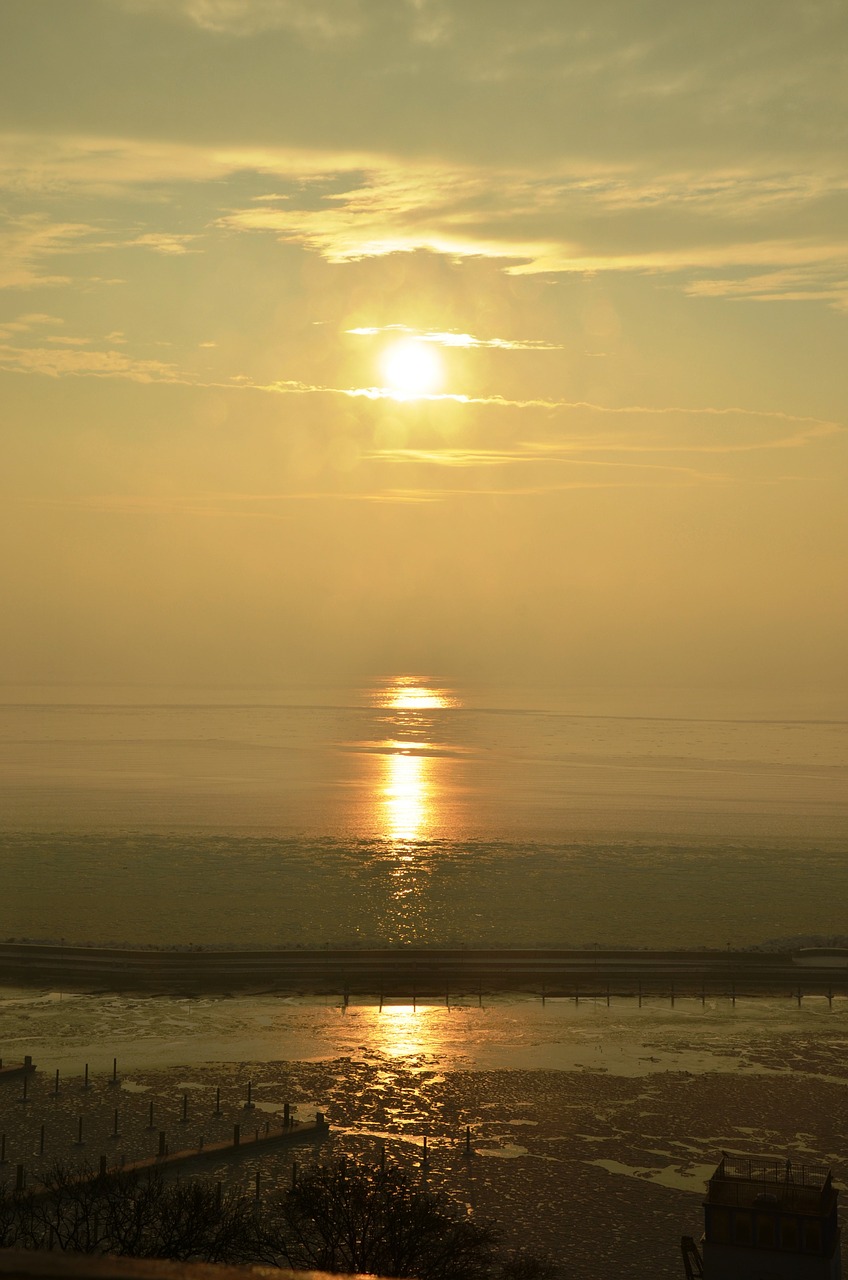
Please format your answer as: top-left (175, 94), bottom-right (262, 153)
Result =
top-left (380, 339), bottom-right (442, 399)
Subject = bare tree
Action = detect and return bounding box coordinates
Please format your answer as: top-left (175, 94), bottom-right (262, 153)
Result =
top-left (261, 1157), bottom-right (496, 1278)
top-left (1, 1158), bottom-right (562, 1278)
top-left (1, 1164), bottom-right (262, 1264)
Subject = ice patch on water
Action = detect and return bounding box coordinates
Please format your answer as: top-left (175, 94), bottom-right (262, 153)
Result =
top-left (590, 1158), bottom-right (715, 1191)
top-left (477, 1143), bottom-right (528, 1159)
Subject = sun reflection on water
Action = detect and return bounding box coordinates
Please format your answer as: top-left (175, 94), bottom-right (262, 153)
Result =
top-left (372, 678), bottom-right (457, 846)
top-left (374, 1004), bottom-right (427, 1057)
top-left (384, 748), bottom-right (431, 842)
top-left (356, 676), bottom-right (463, 941)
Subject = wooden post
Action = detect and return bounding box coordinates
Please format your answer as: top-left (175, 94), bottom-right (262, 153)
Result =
top-left (182, 1094), bottom-right (188, 1123)
top-left (147, 1101), bottom-right (154, 1129)
top-left (255, 1169), bottom-right (261, 1201)
top-left (291, 1159), bottom-right (297, 1189)
top-left (113, 1109), bottom-right (119, 1138)
top-left (54, 1068), bottom-right (60, 1096)
top-left (245, 1080), bottom-right (254, 1110)
top-left (215, 1086), bottom-right (221, 1116)
top-left (21, 1072), bottom-right (28, 1103)
top-left (75, 1116), bottom-right (84, 1146)
top-left (422, 1134), bottom-right (428, 1164)
top-left (284, 1102), bottom-right (290, 1128)
top-left (381, 1144), bottom-right (386, 1172)
top-left (638, 981), bottom-right (642, 1007)
top-left (83, 1063), bottom-right (89, 1090)
top-left (111, 1058), bottom-right (118, 1085)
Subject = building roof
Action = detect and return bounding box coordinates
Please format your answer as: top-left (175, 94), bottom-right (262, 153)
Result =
top-left (706, 1156), bottom-right (836, 1216)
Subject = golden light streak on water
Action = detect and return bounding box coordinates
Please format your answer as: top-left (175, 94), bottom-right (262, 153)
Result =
top-left (375, 676), bottom-right (457, 713)
top-left (369, 678), bottom-right (459, 845)
top-left (383, 747), bottom-right (431, 842)
top-left (373, 1003), bottom-right (428, 1057)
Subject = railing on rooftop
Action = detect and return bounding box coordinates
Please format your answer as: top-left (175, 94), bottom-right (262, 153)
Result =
top-left (714, 1156), bottom-right (831, 1192)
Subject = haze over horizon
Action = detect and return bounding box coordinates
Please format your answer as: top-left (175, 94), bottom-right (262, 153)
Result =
top-left (2, 1), bottom-right (847, 715)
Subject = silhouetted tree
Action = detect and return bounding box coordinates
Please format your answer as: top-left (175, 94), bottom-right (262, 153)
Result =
top-left (1, 1157), bottom-right (563, 1277)
top-left (260, 1156), bottom-right (495, 1277)
top-left (0, 1163), bottom-right (262, 1264)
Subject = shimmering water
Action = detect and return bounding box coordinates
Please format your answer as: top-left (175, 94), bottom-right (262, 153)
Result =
top-left (1, 679), bottom-right (846, 948)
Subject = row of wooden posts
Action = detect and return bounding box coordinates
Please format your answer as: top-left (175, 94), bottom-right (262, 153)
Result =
top-left (2, 1058), bottom-right (308, 1177)
top-left (11, 1060), bottom-right (281, 1112)
top-left (3, 1124), bottom-right (474, 1201)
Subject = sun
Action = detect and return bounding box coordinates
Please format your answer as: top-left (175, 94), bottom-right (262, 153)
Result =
top-left (380, 339), bottom-right (442, 399)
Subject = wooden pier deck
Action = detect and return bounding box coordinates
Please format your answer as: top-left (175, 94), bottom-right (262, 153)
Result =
top-left (113, 1115), bottom-right (329, 1177)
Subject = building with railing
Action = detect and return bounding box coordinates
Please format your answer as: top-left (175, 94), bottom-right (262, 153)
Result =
top-left (684, 1154), bottom-right (841, 1279)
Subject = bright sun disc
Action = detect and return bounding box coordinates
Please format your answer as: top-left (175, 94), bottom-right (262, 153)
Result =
top-left (380, 339), bottom-right (442, 399)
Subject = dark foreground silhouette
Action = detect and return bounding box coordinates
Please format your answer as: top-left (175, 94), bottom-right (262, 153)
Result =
top-left (0, 1158), bottom-right (560, 1280)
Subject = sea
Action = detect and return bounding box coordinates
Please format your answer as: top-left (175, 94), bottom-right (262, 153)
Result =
top-left (1, 676), bottom-right (846, 949)
top-left (0, 675), bottom-right (845, 957)
top-left (2, 677), bottom-right (847, 1278)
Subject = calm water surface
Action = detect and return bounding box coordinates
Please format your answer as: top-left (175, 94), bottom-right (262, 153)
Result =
top-left (1, 678), bottom-right (846, 948)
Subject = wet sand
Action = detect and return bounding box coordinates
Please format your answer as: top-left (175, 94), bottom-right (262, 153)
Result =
top-left (1, 990), bottom-right (847, 1279)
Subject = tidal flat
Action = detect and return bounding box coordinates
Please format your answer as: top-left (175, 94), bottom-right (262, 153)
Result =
top-left (1, 990), bottom-right (846, 1279)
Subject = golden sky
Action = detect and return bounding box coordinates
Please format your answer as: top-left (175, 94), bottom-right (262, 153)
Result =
top-left (1, 0), bottom-right (846, 707)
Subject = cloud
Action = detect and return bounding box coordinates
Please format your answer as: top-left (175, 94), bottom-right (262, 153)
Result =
top-left (0, 341), bottom-right (183, 383)
top-left (685, 266), bottom-right (848, 309)
top-left (346, 325), bottom-right (562, 349)
top-left (0, 215), bottom-right (95, 289)
top-left (219, 161), bottom-right (848, 294)
top-left (3, 131), bottom-right (846, 302)
top-left (115, 0), bottom-right (363, 38)
top-left (127, 232), bottom-right (199, 255)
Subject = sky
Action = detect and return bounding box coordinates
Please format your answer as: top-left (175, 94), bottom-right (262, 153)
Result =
top-left (1, 0), bottom-right (846, 710)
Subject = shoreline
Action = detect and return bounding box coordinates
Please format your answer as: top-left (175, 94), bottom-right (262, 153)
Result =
top-left (3, 942), bottom-right (847, 996)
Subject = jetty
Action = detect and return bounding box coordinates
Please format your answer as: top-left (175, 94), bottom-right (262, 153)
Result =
top-left (1, 943), bottom-right (846, 998)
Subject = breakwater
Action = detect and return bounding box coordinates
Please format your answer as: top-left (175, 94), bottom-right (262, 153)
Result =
top-left (1, 943), bottom-right (846, 997)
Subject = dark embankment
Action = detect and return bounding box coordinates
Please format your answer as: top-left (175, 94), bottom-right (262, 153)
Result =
top-left (1, 942), bottom-right (847, 996)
